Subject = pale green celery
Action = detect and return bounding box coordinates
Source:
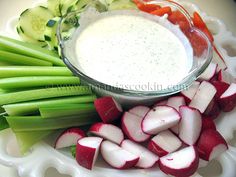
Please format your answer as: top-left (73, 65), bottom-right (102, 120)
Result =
top-left (3, 95), bottom-right (96, 116)
top-left (14, 130), bottom-right (53, 154)
top-left (0, 76), bottom-right (80, 89)
top-left (0, 86), bottom-right (92, 105)
top-left (0, 50), bottom-right (52, 66)
top-left (0, 66), bottom-right (73, 78)
top-left (6, 113), bottom-right (99, 131)
top-left (39, 103), bottom-right (95, 118)
top-left (0, 61), bottom-right (11, 66)
top-left (0, 35), bottom-right (65, 66)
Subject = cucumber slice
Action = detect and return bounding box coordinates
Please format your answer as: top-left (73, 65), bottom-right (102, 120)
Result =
top-left (108, 0), bottom-right (137, 10)
top-left (44, 17), bottom-right (61, 50)
top-left (47, 0), bottom-right (62, 16)
top-left (60, 0), bottom-right (78, 16)
top-left (18, 6), bottom-right (54, 41)
top-left (16, 25), bottom-right (47, 48)
top-left (74, 0), bottom-right (92, 11)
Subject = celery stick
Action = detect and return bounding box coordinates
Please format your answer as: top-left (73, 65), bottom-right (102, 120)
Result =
top-left (0, 86), bottom-right (92, 105)
top-left (0, 76), bottom-right (80, 89)
top-left (14, 130), bottom-right (53, 154)
top-left (0, 61), bottom-right (11, 66)
top-left (6, 113), bottom-right (99, 131)
top-left (0, 50), bottom-right (52, 66)
top-left (0, 36), bottom-right (65, 66)
top-left (0, 66), bottom-right (73, 78)
top-left (39, 103), bottom-right (95, 118)
top-left (3, 95), bottom-right (96, 116)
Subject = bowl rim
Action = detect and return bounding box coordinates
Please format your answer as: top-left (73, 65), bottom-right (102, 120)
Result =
top-left (57, 0), bottom-right (213, 97)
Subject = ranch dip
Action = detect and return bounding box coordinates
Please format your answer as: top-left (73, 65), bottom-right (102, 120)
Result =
top-left (73, 11), bottom-right (193, 91)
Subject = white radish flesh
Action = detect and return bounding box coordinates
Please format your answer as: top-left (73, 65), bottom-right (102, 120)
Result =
top-left (198, 63), bottom-right (217, 81)
top-left (219, 83), bottom-right (236, 112)
top-left (148, 130), bottom-right (182, 157)
top-left (179, 106), bottom-right (202, 145)
top-left (158, 146), bottom-right (199, 177)
top-left (181, 81), bottom-right (200, 103)
top-left (55, 128), bottom-right (86, 149)
top-left (189, 81), bottom-right (217, 113)
top-left (142, 106), bottom-right (181, 135)
top-left (101, 140), bottom-right (139, 169)
top-left (121, 139), bottom-right (159, 168)
top-left (128, 106), bottom-right (150, 118)
top-left (89, 122), bottom-right (124, 144)
top-left (121, 112), bottom-right (150, 142)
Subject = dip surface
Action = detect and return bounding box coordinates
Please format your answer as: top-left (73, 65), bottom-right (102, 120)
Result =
top-left (75, 13), bottom-right (193, 91)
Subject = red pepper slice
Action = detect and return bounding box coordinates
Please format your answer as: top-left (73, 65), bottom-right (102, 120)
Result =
top-left (150, 7), bottom-right (172, 16)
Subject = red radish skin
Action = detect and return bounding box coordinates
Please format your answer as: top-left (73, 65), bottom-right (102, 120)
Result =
top-left (197, 129), bottom-right (228, 161)
top-left (148, 130), bottom-right (182, 157)
top-left (55, 128), bottom-right (86, 149)
top-left (198, 63), bottom-right (218, 81)
top-left (180, 81), bottom-right (200, 104)
top-left (121, 112), bottom-right (150, 143)
top-left (201, 118), bottom-right (216, 132)
top-left (142, 106), bottom-right (181, 135)
top-left (179, 106), bottom-right (202, 145)
top-left (89, 122), bottom-right (124, 145)
top-left (203, 98), bottom-right (220, 119)
top-left (94, 97), bottom-right (123, 123)
top-left (189, 81), bottom-right (217, 113)
top-left (219, 83), bottom-right (236, 112)
top-left (76, 137), bottom-right (103, 170)
top-left (218, 69), bottom-right (235, 85)
top-left (211, 81), bottom-right (230, 100)
top-left (128, 106), bottom-right (150, 118)
top-left (101, 140), bottom-right (139, 169)
top-left (121, 140), bottom-right (159, 168)
top-left (158, 146), bottom-right (199, 177)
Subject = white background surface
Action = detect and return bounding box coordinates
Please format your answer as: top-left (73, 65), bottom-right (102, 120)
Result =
top-left (0, 0), bottom-right (235, 177)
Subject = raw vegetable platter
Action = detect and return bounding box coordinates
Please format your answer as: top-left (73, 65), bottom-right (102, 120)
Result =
top-left (0, 0), bottom-right (236, 177)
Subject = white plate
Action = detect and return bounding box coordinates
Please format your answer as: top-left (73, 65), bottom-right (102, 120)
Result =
top-left (1, 0), bottom-right (236, 177)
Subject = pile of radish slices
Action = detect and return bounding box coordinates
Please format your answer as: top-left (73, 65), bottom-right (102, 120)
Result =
top-left (54, 66), bottom-right (236, 177)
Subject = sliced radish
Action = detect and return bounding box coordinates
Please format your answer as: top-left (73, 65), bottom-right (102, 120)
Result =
top-left (142, 106), bottom-right (181, 135)
top-left (167, 96), bottom-right (186, 134)
top-left (201, 117), bottom-right (216, 132)
top-left (158, 146), bottom-right (199, 177)
top-left (219, 83), bottom-right (236, 112)
top-left (189, 81), bottom-right (217, 113)
top-left (211, 81), bottom-right (230, 100)
top-left (179, 106), bottom-right (202, 145)
top-left (212, 50), bottom-right (227, 72)
top-left (76, 137), bottom-right (103, 170)
top-left (101, 140), bottom-right (139, 169)
top-left (153, 99), bottom-right (168, 107)
top-left (55, 128), bottom-right (86, 149)
top-left (89, 122), bottom-right (124, 145)
top-left (128, 106), bottom-right (150, 117)
top-left (197, 129), bottom-right (228, 161)
top-left (121, 139), bottom-right (159, 168)
top-left (121, 112), bottom-right (150, 142)
top-left (198, 63), bottom-right (218, 81)
top-left (180, 81), bottom-right (200, 104)
top-left (218, 69), bottom-right (235, 85)
top-left (167, 96), bottom-right (186, 110)
top-left (148, 130), bottom-right (182, 157)
top-left (94, 97), bottom-right (123, 123)
top-left (203, 98), bottom-right (220, 119)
